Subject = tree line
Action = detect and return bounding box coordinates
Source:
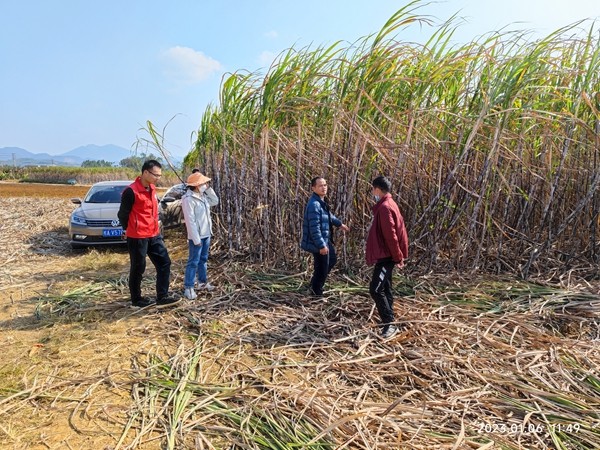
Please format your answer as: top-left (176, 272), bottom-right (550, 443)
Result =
top-left (82, 152), bottom-right (169, 170)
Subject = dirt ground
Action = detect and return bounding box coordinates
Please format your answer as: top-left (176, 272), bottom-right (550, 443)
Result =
top-left (0, 182), bottom-right (184, 450)
top-left (2, 182), bottom-right (600, 450)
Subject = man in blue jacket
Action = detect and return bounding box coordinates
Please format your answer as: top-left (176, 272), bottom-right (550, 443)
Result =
top-left (300, 177), bottom-right (349, 296)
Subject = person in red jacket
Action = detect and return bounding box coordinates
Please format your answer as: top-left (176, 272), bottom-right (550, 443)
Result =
top-left (365, 176), bottom-right (409, 339)
top-left (118, 160), bottom-right (180, 308)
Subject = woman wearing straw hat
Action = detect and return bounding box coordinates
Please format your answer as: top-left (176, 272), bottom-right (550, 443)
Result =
top-left (181, 171), bottom-right (219, 300)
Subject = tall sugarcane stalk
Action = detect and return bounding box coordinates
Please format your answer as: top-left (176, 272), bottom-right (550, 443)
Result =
top-left (184, 3), bottom-right (600, 278)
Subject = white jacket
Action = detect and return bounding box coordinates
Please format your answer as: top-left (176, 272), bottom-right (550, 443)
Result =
top-left (181, 187), bottom-right (219, 245)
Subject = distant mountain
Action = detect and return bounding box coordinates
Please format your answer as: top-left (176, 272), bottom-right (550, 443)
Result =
top-left (0, 144), bottom-right (133, 167)
top-left (0, 146), bottom-right (79, 166)
top-left (61, 144), bottom-right (134, 163)
top-left (0, 146), bottom-right (55, 161)
top-left (0, 144), bottom-right (183, 167)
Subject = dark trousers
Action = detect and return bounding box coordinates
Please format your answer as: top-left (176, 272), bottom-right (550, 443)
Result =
top-left (310, 243), bottom-right (337, 296)
top-left (127, 235), bottom-right (171, 302)
top-left (369, 260), bottom-right (395, 325)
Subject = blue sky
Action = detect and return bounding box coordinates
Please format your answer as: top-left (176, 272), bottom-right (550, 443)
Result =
top-left (1, 0), bottom-right (598, 158)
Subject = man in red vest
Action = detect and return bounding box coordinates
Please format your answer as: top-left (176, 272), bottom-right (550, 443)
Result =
top-left (118, 160), bottom-right (180, 308)
top-left (365, 176), bottom-right (409, 339)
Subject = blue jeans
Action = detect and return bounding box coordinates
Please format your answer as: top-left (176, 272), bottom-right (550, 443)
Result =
top-left (184, 237), bottom-right (210, 288)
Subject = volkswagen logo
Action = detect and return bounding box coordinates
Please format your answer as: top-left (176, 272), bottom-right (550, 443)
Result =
top-left (111, 219), bottom-right (120, 227)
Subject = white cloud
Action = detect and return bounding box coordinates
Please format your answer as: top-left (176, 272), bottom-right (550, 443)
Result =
top-left (258, 50), bottom-right (278, 66)
top-left (161, 46), bottom-right (222, 84)
top-left (264, 30), bottom-right (278, 39)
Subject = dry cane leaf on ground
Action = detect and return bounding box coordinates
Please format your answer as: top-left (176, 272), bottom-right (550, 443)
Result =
top-left (0, 190), bottom-right (599, 449)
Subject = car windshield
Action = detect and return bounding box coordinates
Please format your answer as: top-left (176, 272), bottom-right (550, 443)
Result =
top-left (84, 185), bottom-right (127, 203)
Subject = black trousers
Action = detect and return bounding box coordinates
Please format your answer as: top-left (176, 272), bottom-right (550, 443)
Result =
top-left (369, 260), bottom-right (395, 325)
top-left (310, 243), bottom-right (337, 296)
top-left (127, 235), bottom-right (171, 302)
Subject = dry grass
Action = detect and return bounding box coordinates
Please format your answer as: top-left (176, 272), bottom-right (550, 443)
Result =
top-left (1, 184), bottom-right (599, 449)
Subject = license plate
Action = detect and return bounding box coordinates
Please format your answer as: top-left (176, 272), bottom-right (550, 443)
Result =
top-left (103, 228), bottom-right (123, 237)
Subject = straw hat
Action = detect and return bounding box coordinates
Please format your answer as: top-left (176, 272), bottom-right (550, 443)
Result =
top-left (186, 172), bottom-right (211, 186)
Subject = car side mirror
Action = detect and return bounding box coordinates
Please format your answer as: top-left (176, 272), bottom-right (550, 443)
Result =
top-left (71, 198), bottom-right (82, 204)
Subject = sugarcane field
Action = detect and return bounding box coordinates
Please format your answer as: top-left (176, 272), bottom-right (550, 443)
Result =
top-left (3, 4), bottom-right (600, 450)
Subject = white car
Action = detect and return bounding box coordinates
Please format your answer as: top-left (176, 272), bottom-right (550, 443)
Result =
top-left (69, 181), bottom-right (130, 249)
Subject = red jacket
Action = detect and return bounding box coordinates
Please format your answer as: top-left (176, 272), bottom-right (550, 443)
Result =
top-left (365, 193), bottom-right (408, 266)
top-left (118, 177), bottom-right (160, 239)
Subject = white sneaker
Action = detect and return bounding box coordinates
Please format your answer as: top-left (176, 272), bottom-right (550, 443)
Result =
top-left (381, 325), bottom-right (399, 340)
top-left (198, 282), bottom-right (215, 292)
top-left (184, 287), bottom-right (197, 300)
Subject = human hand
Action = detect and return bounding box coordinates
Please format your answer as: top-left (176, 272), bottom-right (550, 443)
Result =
top-left (396, 260), bottom-right (405, 269)
top-left (319, 246), bottom-right (329, 255)
top-left (340, 224), bottom-right (350, 232)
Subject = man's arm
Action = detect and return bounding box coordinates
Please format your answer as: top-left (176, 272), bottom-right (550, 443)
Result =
top-left (396, 213), bottom-right (409, 260)
top-left (118, 187), bottom-right (134, 230)
top-left (330, 212), bottom-right (342, 228)
top-left (381, 206), bottom-right (404, 263)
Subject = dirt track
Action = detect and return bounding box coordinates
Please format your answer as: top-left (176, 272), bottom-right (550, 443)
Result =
top-left (0, 183), bottom-right (184, 449)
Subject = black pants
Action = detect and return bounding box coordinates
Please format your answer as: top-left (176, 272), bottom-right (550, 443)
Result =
top-left (127, 235), bottom-right (171, 302)
top-left (369, 260), bottom-right (395, 325)
top-left (310, 243), bottom-right (337, 296)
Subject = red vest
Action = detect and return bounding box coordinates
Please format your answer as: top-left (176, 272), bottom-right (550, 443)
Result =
top-left (126, 177), bottom-right (160, 238)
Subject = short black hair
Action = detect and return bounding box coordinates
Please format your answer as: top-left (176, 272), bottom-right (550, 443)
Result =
top-left (141, 159), bottom-right (162, 173)
top-left (311, 176), bottom-right (324, 187)
top-left (192, 168), bottom-right (200, 173)
top-left (372, 176), bottom-right (391, 193)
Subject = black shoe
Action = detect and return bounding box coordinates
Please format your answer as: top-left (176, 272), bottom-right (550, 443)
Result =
top-left (131, 297), bottom-right (155, 308)
top-left (305, 287), bottom-right (323, 297)
top-left (156, 293), bottom-right (182, 308)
